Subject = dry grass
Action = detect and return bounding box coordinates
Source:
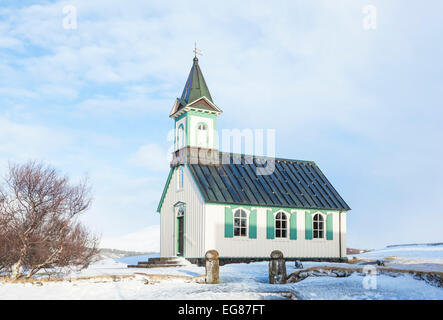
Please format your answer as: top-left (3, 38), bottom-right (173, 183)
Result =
top-left (0, 274), bottom-right (136, 284)
top-left (0, 272), bottom-right (207, 285)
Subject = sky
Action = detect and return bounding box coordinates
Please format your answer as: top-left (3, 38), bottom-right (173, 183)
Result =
top-left (0, 0), bottom-right (442, 251)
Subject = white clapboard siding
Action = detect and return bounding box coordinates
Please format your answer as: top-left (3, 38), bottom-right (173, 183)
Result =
top-left (160, 165), bottom-right (206, 257)
top-left (203, 204), bottom-right (347, 259)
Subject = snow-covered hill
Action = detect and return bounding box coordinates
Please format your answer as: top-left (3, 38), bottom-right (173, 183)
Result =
top-left (351, 243), bottom-right (443, 266)
top-left (96, 248), bottom-right (158, 261)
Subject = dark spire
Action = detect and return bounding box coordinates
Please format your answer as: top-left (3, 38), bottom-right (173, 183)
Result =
top-left (180, 57), bottom-right (213, 104)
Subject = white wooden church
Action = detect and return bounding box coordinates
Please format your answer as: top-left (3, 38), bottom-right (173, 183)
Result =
top-left (156, 56), bottom-right (351, 265)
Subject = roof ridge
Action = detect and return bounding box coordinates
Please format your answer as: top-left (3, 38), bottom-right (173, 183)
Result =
top-left (218, 151), bottom-right (316, 165)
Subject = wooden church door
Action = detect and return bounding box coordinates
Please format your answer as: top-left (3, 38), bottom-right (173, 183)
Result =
top-left (176, 204), bottom-right (185, 257)
top-left (177, 216), bottom-right (184, 256)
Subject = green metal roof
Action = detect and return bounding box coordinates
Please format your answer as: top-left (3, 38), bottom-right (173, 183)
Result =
top-left (181, 57), bottom-right (213, 104)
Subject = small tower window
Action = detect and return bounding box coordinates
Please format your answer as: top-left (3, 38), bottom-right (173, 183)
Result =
top-left (196, 122), bottom-right (208, 148)
top-left (313, 213), bottom-right (324, 239)
top-left (177, 166), bottom-right (184, 190)
top-left (177, 124), bottom-right (185, 149)
top-left (233, 209), bottom-right (247, 237)
top-left (275, 212), bottom-right (288, 238)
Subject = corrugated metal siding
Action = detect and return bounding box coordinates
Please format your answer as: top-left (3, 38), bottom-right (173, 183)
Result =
top-left (204, 204), bottom-right (346, 258)
top-left (160, 165), bottom-right (206, 258)
top-left (188, 153), bottom-right (350, 211)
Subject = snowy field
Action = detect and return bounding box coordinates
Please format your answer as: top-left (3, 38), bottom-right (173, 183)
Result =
top-left (352, 243), bottom-right (443, 262)
top-left (1, 245), bottom-right (442, 300)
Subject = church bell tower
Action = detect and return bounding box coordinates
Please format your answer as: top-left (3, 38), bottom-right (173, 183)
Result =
top-left (169, 56), bottom-right (222, 154)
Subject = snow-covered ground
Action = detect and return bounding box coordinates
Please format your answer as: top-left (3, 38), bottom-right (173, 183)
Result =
top-left (350, 243), bottom-right (443, 273)
top-left (352, 243), bottom-right (443, 264)
top-left (1, 245), bottom-right (442, 300)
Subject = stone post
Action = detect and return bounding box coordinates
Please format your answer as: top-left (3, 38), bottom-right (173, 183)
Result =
top-left (269, 250), bottom-right (287, 284)
top-left (205, 250), bottom-right (219, 284)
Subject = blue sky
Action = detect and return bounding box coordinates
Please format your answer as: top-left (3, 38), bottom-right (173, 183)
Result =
top-left (0, 0), bottom-right (442, 250)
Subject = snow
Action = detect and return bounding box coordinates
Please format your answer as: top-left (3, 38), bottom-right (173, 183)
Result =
top-left (352, 243), bottom-right (443, 265)
top-left (1, 244), bottom-right (442, 300)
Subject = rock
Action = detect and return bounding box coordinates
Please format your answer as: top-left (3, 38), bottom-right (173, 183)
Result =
top-left (294, 260), bottom-right (303, 269)
top-left (205, 250), bottom-right (219, 284)
top-left (269, 250), bottom-right (287, 284)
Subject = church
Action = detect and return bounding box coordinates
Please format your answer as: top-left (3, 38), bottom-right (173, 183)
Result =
top-left (156, 55), bottom-right (351, 265)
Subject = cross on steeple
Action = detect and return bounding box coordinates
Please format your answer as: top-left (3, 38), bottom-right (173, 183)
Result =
top-left (193, 42), bottom-right (203, 58)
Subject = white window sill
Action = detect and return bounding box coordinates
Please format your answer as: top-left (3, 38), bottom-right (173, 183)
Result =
top-left (272, 238), bottom-right (291, 242)
top-left (312, 238), bottom-right (327, 242)
top-left (232, 236), bottom-right (253, 241)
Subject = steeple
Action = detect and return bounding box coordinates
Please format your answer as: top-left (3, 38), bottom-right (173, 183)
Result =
top-left (169, 56), bottom-right (222, 118)
top-left (171, 55), bottom-right (222, 153)
top-left (180, 57), bottom-right (213, 104)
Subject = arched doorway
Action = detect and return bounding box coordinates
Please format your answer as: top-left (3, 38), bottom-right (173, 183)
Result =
top-left (176, 204), bottom-right (185, 256)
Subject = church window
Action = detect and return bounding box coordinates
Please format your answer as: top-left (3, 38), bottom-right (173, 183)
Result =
top-left (177, 166), bottom-right (184, 190)
top-left (313, 213), bottom-right (324, 239)
top-left (275, 212), bottom-right (287, 238)
top-left (233, 209), bottom-right (247, 237)
top-left (196, 122), bottom-right (208, 148)
top-left (177, 203), bottom-right (185, 217)
top-left (177, 124), bottom-right (185, 149)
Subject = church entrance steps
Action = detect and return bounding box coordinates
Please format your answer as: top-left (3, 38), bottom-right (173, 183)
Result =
top-left (127, 257), bottom-right (189, 268)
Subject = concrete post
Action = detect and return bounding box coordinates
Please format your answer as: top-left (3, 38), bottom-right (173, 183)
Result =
top-left (205, 250), bottom-right (219, 284)
top-left (269, 250), bottom-right (287, 284)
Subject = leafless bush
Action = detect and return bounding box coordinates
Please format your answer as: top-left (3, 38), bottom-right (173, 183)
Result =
top-left (0, 161), bottom-right (99, 279)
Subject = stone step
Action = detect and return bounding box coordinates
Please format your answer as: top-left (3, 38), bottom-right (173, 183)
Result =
top-left (127, 257), bottom-right (189, 269)
top-left (128, 263), bottom-right (186, 268)
top-left (147, 257), bottom-right (183, 263)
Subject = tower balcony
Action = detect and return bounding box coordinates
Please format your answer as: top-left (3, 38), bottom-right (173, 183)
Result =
top-left (170, 146), bottom-right (220, 167)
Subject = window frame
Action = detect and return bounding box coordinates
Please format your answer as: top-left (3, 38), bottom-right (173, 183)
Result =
top-left (233, 208), bottom-right (248, 238)
top-left (312, 212), bottom-right (325, 239)
top-left (177, 166), bottom-right (184, 191)
top-left (274, 211), bottom-right (288, 239)
top-left (196, 122), bottom-right (209, 148)
top-left (177, 123), bottom-right (185, 149)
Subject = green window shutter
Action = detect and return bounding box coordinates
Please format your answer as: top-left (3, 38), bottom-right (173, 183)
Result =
top-left (305, 211), bottom-right (313, 240)
top-left (326, 213), bottom-right (333, 240)
top-left (224, 207), bottom-right (233, 238)
top-left (249, 209), bottom-right (257, 239)
top-left (290, 212), bottom-right (297, 240)
top-left (266, 210), bottom-right (275, 239)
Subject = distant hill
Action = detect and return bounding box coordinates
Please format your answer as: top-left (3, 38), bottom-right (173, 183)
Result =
top-left (386, 242), bottom-right (443, 248)
top-left (347, 248), bottom-right (372, 255)
top-left (95, 248), bottom-right (157, 261)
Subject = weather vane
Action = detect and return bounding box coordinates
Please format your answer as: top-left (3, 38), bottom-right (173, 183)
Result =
top-left (193, 42), bottom-right (203, 58)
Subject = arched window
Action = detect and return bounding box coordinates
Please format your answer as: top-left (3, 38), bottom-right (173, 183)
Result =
top-left (313, 213), bottom-right (324, 239)
top-left (196, 123), bottom-right (208, 148)
top-left (177, 166), bottom-right (184, 190)
top-left (234, 209), bottom-right (247, 237)
top-left (275, 212), bottom-right (287, 238)
top-left (177, 203), bottom-right (185, 217)
top-left (177, 124), bottom-right (185, 149)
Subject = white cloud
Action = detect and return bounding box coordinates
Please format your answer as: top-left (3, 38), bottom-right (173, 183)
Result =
top-left (0, 116), bottom-right (72, 163)
top-left (128, 143), bottom-right (170, 172)
top-left (100, 225), bottom-right (160, 252)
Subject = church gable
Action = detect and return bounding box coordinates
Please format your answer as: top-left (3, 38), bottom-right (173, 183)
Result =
top-left (186, 97), bottom-right (221, 113)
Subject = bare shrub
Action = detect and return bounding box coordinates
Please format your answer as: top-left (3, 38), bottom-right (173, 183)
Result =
top-left (0, 161), bottom-right (99, 279)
